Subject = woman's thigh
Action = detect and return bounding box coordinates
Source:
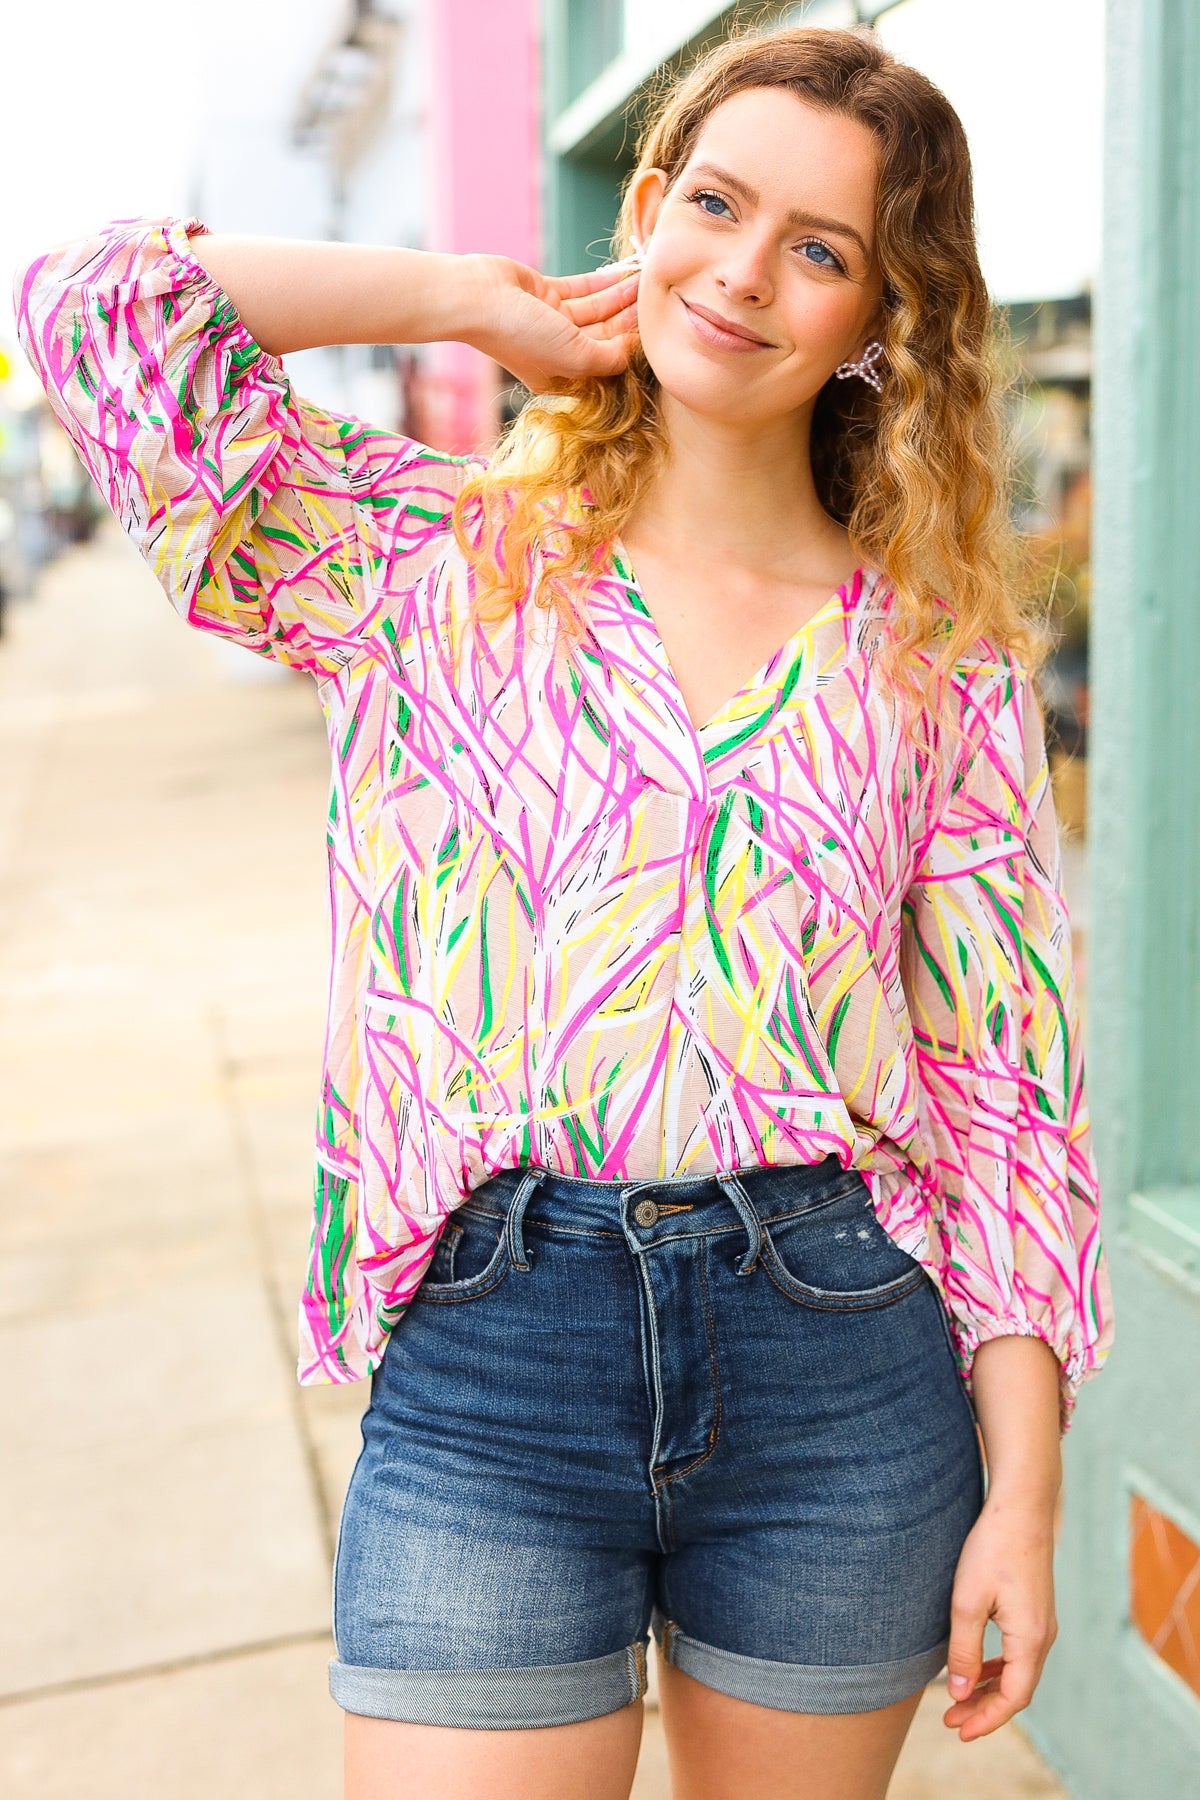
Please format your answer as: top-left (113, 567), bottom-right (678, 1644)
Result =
top-left (657, 1662), bottom-right (923, 1800)
top-left (330, 1178), bottom-right (659, 1764)
top-left (344, 1704), bottom-right (645, 1800)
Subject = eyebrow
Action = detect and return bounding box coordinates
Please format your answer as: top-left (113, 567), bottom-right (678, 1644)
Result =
top-left (685, 162), bottom-right (872, 261)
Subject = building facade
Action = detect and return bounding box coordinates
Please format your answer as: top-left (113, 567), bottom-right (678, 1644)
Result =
top-left (192, 0), bottom-right (540, 452)
top-left (1027, 0), bottom-right (1200, 1789)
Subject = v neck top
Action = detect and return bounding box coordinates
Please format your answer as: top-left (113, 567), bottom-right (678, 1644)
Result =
top-left (16, 216), bottom-right (1113, 1427)
top-left (608, 543), bottom-right (853, 743)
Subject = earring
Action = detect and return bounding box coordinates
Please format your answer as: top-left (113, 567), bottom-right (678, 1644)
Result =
top-left (834, 339), bottom-right (887, 394)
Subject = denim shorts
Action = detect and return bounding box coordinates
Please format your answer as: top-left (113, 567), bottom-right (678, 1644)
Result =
top-left (328, 1156), bottom-right (984, 1728)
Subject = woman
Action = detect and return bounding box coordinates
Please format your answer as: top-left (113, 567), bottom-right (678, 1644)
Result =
top-left (16, 23), bottom-right (1112, 1800)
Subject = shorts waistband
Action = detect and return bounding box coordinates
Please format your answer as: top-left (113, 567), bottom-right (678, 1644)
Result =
top-left (463, 1155), bottom-right (867, 1269)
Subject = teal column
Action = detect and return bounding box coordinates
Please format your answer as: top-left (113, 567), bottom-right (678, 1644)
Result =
top-left (541, 0), bottom-right (631, 275)
top-left (1027, 1), bottom-right (1200, 1793)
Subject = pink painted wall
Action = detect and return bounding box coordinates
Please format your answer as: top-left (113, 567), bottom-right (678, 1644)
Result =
top-left (414, 0), bottom-right (542, 454)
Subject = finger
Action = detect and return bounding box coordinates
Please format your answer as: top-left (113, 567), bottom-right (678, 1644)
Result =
top-left (997, 1643), bottom-right (1041, 1715)
top-left (945, 1647), bottom-right (1040, 1741)
top-left (945, 1596), bottom-right (989, 1703)
top-left (951, 1690), bottom-right (1015, 1741)
top-left (550, 262), bottom-right (641, 301)
top-left (569, 322), bottom-right (639, 377)
top-left (946, 1655), bottom-right (1003, 1693)
top-left (581, 300), bottom-right (639, 341)
top-left (941, 1657), bottom-right (1002, 1724)
top-left (577, 332), bottom-right (637, 377)
top-left (548, 315), bottom-right (638, 379)
top-left (561, 271), bottom-right (640, 327)
top-left (953, 1673), bottom-right (1029, 1742)
top-left (504, 304), bottom-right (639, 390)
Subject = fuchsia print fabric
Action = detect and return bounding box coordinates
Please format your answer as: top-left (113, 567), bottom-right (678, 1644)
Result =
top-left (16, 216), bottom-right (1112, 1424)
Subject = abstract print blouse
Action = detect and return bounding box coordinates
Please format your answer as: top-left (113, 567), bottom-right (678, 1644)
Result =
top-left (16, 216), bottom-right (1113, 1426)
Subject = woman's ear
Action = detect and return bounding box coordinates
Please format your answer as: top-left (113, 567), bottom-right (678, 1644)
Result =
top-left (628, 168), bottom-right (668, 256)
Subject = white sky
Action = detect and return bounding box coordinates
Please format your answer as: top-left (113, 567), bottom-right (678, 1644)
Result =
top-left (1, 0), bottom-right (1104, 394)
top-left (875, 0), bottom-right (1105, 304)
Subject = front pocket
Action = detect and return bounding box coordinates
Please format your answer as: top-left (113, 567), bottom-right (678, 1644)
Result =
top-left (413, 1206), bottom-right (510, 1304)
top-left (760, 1179), bottom-right (926, 1312)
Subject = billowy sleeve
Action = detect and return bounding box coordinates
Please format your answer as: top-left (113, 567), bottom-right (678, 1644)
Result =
top-left (901, 659), bottom-right (1114, 1431)
top-left (14, 214), bottom-right (480, 680)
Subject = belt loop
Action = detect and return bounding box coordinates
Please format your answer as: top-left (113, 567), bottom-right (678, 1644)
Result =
top-left (716, 1171), bottom-right (763, 1275)
top-left (504, 1167), bottom-right (545, 1272)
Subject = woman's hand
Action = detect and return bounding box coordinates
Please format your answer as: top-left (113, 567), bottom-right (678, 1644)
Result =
top-left (462, 253), bottom-right (641, 394)
top-left (943, 1333), bottom-right (1063, 1741)
top-left (942, 1491), bottom-right (1058, 1740)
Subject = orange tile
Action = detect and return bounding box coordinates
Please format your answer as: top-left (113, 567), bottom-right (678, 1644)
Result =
top-left (1130, 1493), bottom-right (1200, 1698)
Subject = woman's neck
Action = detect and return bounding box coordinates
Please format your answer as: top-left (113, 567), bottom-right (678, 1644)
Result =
top-left (623, 393), bottom-right (852, 582)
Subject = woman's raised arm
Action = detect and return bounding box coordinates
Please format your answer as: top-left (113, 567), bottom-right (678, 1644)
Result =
top-left (181, 233), bottom-right (489, 358)
top-left (14, 217), bottom-right (640, 681)
top-left (185, 230), bottom-right (641, 390)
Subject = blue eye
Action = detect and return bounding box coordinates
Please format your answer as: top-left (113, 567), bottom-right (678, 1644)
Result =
top-left (688, 188), bottom-right (732, 218)
top-left (799, 239), bottom-right (845, 273)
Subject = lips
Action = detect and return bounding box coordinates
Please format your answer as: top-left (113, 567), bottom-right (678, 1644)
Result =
top-left (681, 296), bottom-right (775, 349)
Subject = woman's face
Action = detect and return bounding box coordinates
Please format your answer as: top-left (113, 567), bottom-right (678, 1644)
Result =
top-left (630, 87), bottom-right (885, 431)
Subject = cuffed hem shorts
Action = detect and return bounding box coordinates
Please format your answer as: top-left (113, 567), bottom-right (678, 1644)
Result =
top-left (329, 1157), bottom-right (984, 1729)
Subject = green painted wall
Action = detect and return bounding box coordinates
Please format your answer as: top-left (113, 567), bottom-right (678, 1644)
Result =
top-left (545, 133), bottom-right (634, 279)
top-left (563, 0), bottom-right (624, 105)
top-left (1027, 0), bottom-right (1200, 1791)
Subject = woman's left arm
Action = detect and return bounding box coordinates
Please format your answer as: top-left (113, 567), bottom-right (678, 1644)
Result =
top-left (942, 1333), bottom-right (1062, 1740)
top-left (900, 660), bottom-right (1118, 1739)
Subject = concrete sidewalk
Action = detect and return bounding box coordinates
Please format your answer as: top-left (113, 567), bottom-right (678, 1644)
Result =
top-left (0, 524), bottom-right (1065, 1798)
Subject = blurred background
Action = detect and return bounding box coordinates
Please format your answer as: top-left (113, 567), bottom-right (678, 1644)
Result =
top-left (2, 3), bottom-right (1197, 1798)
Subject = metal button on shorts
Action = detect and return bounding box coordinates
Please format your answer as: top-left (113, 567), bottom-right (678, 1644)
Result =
top-left (633, 1199), bottom-right (660, 1226)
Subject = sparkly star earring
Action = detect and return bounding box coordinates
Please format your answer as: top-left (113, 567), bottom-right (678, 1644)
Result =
top-left (834, 339), bottom-right (887, 394)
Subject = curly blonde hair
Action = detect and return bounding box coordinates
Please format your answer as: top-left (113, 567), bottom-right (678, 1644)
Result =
top-left (450, 22), bottom-right (1043, 716)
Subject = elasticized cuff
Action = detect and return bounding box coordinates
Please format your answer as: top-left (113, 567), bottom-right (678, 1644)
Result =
top-left (959, 1316), bottom-right (1105, 1437)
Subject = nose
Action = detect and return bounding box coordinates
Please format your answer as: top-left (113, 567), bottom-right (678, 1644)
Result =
top-left (713, 232), bottom-right (775, 308)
